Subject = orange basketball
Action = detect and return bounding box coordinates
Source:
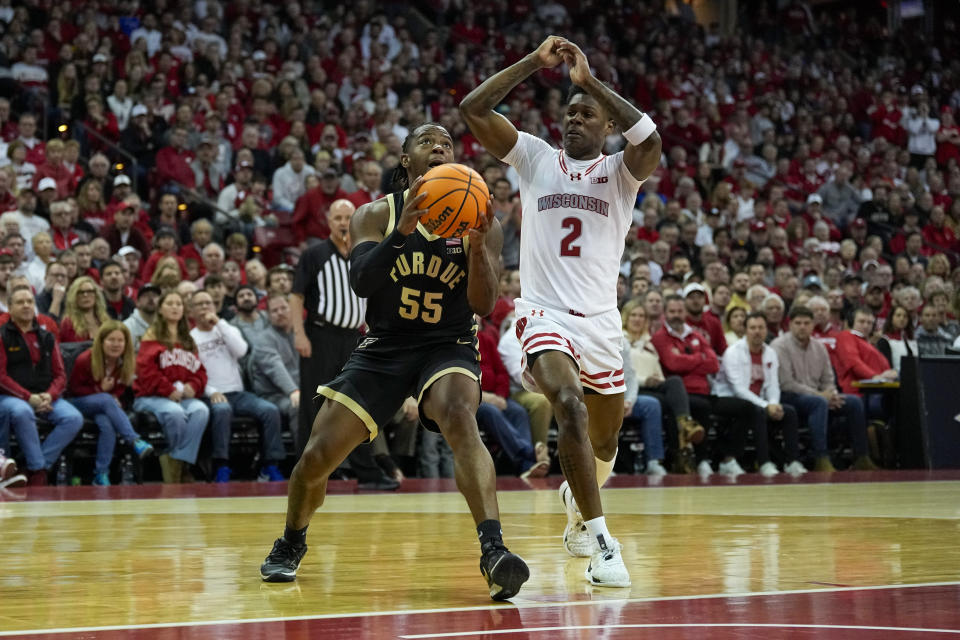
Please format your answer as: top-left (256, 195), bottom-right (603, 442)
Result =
top-left (417, 163), bottom-right (490, 238)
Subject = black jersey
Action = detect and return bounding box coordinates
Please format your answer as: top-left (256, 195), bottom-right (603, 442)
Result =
top-left (363, 189), bottom-right (475, 339)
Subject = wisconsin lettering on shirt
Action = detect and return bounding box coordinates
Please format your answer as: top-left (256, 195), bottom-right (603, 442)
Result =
top-left (158, 348), bottom-right (202, 372)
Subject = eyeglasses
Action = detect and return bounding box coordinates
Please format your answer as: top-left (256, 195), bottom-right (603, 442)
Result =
top-left (78, 289), bottom-right (97, 295)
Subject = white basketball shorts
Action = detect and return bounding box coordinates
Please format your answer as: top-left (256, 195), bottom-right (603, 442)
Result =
top-left (513, 298), bottom-right (625, 395)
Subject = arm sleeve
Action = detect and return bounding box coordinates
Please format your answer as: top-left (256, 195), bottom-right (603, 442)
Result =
top-left (189, 355), bottom-right (208, 398)
top-left (767, 350), bottom-right (781, 404)
top-left (837, 333), bottom-right (881, 380)
top-left (651, 333), bottom-right (707, 374)
top-left (135, 343), bottom-right (175, 397)
top-left (877, 338), bottom-right (892, 365)
top-left (349, 231), bottom-right (408, 297)
top-left (215, 319), bottom-right (249, 360)
top-left (695, 346), bottom-right (720, 375)
top-left (254, 339), bottom-right (299, 396)
top-left (68, 351), bottom-right (100, 397)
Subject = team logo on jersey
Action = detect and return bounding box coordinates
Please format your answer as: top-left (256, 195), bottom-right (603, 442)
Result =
top-left (516, 316), bottom-right (528, 339)
top-left (537, 193), bottom-right (611, 217)
top-left (569, 172), bottom-right (582, 181)
top-left (445, 238), bottom-right (463, 254)
top-left (357, 337), bottom-right (379, 349)
top-left (591, 176), bottom-right (608, 184)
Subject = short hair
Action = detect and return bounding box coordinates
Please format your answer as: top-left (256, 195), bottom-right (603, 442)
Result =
top-left (99, 260), bottom-right (123, 277)
top-left (663, 294), bottom-right (683, 307)
top-left (789, 305), bottom-right (814, 320)
top-left (203, 274), bottom-right (224, 289)
top-left (853, 306), bottom-right (875, 319)
top-left (225, 232), bottom-right (248, 249)
top-left (266, 292), bottom-right (288, 308)
top-left (191, 218), bottom-right (213, 234)
top-left (746, 311), bottom-right (767, 324)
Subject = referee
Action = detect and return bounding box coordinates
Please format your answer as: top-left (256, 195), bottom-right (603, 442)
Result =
top-left (290, 199), bottom-right (398, 489)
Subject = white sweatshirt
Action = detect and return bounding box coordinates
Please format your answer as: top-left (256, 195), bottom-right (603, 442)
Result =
top-left (190, 319), bottom-right (249, 395)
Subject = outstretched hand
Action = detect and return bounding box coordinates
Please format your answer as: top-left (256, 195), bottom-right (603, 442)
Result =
top-left (533, 36), bottom-right (566, 69)
top-left (467, 196), bottom-right (497, 247)
top-left (556, 40), bottom-right (592, 86)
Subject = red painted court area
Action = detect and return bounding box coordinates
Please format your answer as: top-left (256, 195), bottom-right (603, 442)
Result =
top-left (4, 584), bottom-right (959, 639)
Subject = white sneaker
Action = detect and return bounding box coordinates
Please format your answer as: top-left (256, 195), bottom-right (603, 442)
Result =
top-left (645, 459), bottom-right (667, 477)
top-left (784, 460), bottom-right (808, 476)
top-left (559, 481), bottom-right (593, 557)
top-left (718, 459), bottom-right (745, 477)
top-left (585, 538), bottom-right (631, 587)
top-left (697, 460), bottom-right (714, 476)
top-left (758, 461), bottom-right (779, 477)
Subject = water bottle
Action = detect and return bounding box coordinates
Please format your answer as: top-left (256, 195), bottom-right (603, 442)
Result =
top-left (120, 454), bottom-right (136, 485)
top-left (55, 456), bottom-right (68, 486)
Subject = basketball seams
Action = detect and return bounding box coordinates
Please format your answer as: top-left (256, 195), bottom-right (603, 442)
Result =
top-left (419, 164), bottom-right (490, 237)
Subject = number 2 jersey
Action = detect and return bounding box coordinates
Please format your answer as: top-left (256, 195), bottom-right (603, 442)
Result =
top-left (363, 189), bottom-right (476, 340)
top-left (502, 132), bottom-right (642, 316)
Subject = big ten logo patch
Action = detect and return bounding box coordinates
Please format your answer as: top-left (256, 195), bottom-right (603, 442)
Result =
top-left (590, 176), bottom-right (608, 184)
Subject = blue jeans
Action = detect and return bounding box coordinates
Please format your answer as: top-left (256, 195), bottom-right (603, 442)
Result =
top-left (630, 395), bottom-right (664, 460)
top-left (476, 399), bottom-right (536, 474)
top-left (781, 392), bottom-right (869, 457)
top-left (133, 396), bottom-right (209, 464)
top-left (208, 391), bottom-right (285, 463)
top-left (0, 396), bottom-right (83, 471)
top-left (68, 393), bottom-right (142, 474)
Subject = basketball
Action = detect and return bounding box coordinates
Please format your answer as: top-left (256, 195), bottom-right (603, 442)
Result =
top-left (417, 163), bottom-right (490, 238)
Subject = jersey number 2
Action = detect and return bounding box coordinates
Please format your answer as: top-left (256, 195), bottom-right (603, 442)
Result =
top-left (560, 217), bottom-right (582, 257)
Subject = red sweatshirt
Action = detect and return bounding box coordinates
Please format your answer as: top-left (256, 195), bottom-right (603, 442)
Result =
top-left (835, 330), bottom-right (891, 395)
top-left (292, 186), bottom-right (349, 243)
top-left (651, 323), bottom-right (719, 395)
top-left (68, 349), bottom-right (129, 399)
top-left (134, 339), bottom-right (207, 398)
top-left (478, 330), bottom-right (510, 397)
top-left (685, 312), bottom-right (728, 355)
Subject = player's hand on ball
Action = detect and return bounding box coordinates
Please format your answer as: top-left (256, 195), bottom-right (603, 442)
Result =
top-left (397, 176), bottom-right (429, 236)
top-left (557, 41), bottom-right (591, 85)
top-left (533, 36), bottom-right (565, 69)
top-left (468, 196), bottom-right (496, 246)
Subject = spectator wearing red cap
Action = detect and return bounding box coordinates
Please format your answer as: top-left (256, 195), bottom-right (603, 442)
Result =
top-left (682, 283), bottom-right (727, 355)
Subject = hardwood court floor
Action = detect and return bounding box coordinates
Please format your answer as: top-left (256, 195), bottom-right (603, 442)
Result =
top-left (1, 472), bottom-right (959, 639)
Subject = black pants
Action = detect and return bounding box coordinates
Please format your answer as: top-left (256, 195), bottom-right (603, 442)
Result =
top-left (688, 394), bottom-right (754, 461)
top-left (750, 404), bottom-right (801, 464)
top-left (298, 322), bottom-right (383, 482)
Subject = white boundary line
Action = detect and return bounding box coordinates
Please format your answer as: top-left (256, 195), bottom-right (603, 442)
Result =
top-left (400, 623), bottom-right (960, 638)
top-left (1, 581), bottom-right (958, 637)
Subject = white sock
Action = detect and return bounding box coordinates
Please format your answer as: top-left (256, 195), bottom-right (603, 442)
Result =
top-left (596, 450), bottom-right (616, 488)
top-left (584, 515), bottom-right (613, 552)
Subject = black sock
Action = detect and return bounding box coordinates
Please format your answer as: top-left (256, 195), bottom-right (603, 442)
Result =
top-left (283, 525), bottom-right (308, 547)
top-left (477, 519), bottom-right (503, 547)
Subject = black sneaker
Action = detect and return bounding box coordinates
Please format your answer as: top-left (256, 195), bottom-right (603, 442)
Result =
top-left (479, 539), bottom-right (530, 601)
top-left (260, 537), bottom-right (308, 582)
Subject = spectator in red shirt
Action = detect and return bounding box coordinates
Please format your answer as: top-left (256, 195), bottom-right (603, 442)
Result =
top-left (59, 276), bottom-right (110, 343)
top-left (923, 205), bottom-right (957, 253)
top-left (835, 308), bottom-right (897, 396)
top-left (153, 126), bottom-right (196, 191)
top-left (682, 282), bottom-right (727, 355)
top-left (0, 286), bottom-right (82, 485)
top-left (292, 166), bottom-right (349, 246)
top-left (66, 320), bottom-right (153, 485)
top-left (347, 159), bottom-right (384, 208)
top-left (133, 290), bottom-right (209, 483)
top-left (31, 139), bottom-right (74, 198)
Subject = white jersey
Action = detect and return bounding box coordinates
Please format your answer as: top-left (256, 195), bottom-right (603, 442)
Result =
top-left (503, 132), bottom-right (641, 316)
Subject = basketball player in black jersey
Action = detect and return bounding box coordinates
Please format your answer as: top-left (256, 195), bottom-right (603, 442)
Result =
top-left (260, 123), bottom-right (530, 601)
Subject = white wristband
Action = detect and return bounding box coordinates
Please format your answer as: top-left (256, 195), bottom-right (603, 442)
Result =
top-left (623, 116), bottom-right (657, 145)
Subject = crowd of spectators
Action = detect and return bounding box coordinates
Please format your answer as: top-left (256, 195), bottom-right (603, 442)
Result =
top-left (2, 0), bottom-right (960, 486)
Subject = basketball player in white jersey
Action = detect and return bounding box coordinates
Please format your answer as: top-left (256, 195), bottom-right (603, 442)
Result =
top-left (461, 36), bottom-right (661, 587)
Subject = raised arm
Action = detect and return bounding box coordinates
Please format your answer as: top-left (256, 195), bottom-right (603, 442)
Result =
top-left (460, 36), bottom-right (566, 159)
top-left (556, 41), bottom-right (662, 181)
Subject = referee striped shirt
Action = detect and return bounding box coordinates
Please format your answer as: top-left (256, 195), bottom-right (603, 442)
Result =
top-left (293, 239), bottom-right (366, 329)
